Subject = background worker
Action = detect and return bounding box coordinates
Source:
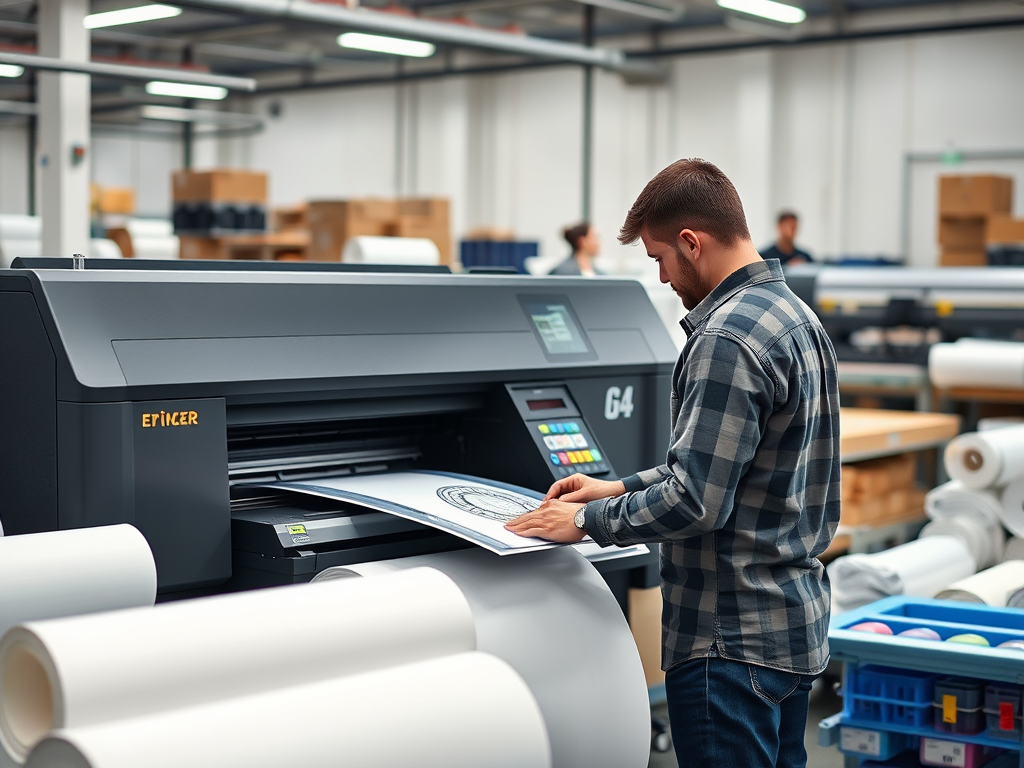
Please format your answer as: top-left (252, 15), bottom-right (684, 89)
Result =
top-left (760, 210), bottom-right (813, 266)
top-left (507, 159), bottom-right (841, 768)
top-left (549, 221), bottom-right (603, 276)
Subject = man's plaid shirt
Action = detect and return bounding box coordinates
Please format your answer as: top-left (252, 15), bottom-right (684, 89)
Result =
top-left (584, 259), bottom-right (841, 675)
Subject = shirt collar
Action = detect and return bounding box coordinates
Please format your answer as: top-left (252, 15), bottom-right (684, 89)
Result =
top-left (680, 258), bottom-right (784, 335)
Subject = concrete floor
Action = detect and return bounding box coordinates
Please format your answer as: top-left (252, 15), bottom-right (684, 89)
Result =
top-left (647, 673), bottom-right (846, 768)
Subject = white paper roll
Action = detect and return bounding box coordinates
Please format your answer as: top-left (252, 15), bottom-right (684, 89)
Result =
top-left (0, 568), bottom-right (473, 762)
top-left (0, 215), bottom-right (41, 241)
top-left (935, 561), bottom-right (1024, 606)
top-left (314, 546), bottom-right (650, 768)
top-left (87, 240), bottom-right (123, 260)
top-left (921, 484), bottom-right (1005, 569)
top-left (827, 536), bottom-right (977, 609)
top-left (124, 219), bottom-right (173, 239)
top-left (342, 236), bottom-right (440, 266)
top-left (0, 526), bottom-right (155, 640)
top-left (944, 425), bottom-right (1024, 489)
top-left (1004, 536), bottom-right (1024, 562)
top-left (999, 476), bottom-right (1024, 539)
top-left (130, 236), bottom-right (179, 260)
top-left (24, 653), bottom-right (551, 768)
top-left (929, 340), bottom-right (1024, 390)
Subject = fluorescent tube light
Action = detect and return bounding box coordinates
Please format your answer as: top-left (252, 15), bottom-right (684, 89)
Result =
top-left (338, 32), bottom-right (436, 58)
top-left (145, 81), bottom-right (228, 100)
top-left (85, 4), bottom-right (182, 30)
top-left (717, 0), bottom-right (805, 24)
top-left (0, 64), bottom-right (24, 78)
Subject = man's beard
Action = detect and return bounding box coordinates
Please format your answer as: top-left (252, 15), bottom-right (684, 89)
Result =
top-left (672, 244), bottom-right (712, 310)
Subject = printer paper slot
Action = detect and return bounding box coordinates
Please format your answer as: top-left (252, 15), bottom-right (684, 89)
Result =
top-left (243, 470), bottom-right (570, 556)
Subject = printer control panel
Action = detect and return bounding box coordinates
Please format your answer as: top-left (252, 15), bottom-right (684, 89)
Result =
top-left (532, 420), bottom-right (609, 477)
top-left (504, 384), bottom-right (613, 482)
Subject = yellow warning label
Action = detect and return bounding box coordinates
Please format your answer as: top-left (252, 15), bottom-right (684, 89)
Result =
top-left (287, 525), bottom-right (307, 535)
top-left (942, 694), bottom-right (958, 724)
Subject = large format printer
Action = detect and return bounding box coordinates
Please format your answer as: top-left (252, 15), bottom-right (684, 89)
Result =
top-left (0, 260), bottom-right (676, 602)
top-left (786, 265), bottom-right (1024, 364)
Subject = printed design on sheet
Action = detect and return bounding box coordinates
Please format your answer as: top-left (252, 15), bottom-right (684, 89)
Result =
top-left (436, 485), bottom-right (539, 522)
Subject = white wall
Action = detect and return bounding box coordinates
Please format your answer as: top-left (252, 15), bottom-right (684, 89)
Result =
top-left (3, 23), bottom-right (1023, 270)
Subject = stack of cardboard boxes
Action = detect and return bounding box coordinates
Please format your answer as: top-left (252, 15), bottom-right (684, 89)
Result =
top-left (840, 453), bottom-right (925, 527)
top-left (937, 174), bottom-right (1013, 267)
top-left (175, 170), bottom-right (268, 260)
top-left (307, 198), bottom-right (451, 263)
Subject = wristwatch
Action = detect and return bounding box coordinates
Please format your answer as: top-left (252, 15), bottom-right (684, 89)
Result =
top-left (573, 505), bottom-right (587, 532)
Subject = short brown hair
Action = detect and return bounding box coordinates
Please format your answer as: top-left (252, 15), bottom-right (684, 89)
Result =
top-left (563, 221), bottom-right (590, 251)
top-left (777, 210), bottom-right (798, 224)
top-left (619, 158), bottom-right (750, 246)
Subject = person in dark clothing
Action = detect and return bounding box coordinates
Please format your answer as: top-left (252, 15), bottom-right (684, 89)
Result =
top-left (508, 159), bottom-right (839, 768)
top-left (760, 211), bottom-right (813, 266)
top-left (549, 222), bottom-right (602, 276)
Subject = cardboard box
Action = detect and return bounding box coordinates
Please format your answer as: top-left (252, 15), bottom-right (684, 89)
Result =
top-left (394, 218), bottom-right (451, 263)
top-left (938, 216), bottom-right (986, 249)
top-left (307, 199), bottom-right (398, 261)
top-left (97, 186), bottom-right (135, 215)
top-left (178, 236), bottom-right (228, 260)
top-left (173, 169), bottom-right (267, 204)
top-left (939, 175), bottom-right (1013, 216)
top-left (987, 214), bottom-right (1024, 244)
top-left (627, 587), bottom-right (664, 687)
top-left (841, 495), bottom-right (887, 527)
top-left (271, 204), bottom-right (308, 233)
top-left (940, 248), bottom-right (988, 267)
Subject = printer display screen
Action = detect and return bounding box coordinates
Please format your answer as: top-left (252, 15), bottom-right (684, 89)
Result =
top-left (521, 298), bottom-right (591, 356)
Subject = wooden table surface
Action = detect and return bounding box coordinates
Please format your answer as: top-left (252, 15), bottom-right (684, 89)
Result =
top-left (839, 408), bottom-right (960, 463)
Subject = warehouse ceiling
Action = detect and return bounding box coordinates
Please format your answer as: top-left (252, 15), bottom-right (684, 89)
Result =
top-left (0, 0), bottom-right (1019, 110)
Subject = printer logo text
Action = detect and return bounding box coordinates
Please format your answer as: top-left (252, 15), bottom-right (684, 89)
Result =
top-left (142, 410), bottom-right (199, 428)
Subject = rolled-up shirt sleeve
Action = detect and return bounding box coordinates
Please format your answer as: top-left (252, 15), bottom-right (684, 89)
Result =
top-left (585, 330), bottom-right (775, 546)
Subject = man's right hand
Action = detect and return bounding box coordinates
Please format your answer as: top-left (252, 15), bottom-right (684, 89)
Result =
top-left (544, 474), bottom-right (625, 504)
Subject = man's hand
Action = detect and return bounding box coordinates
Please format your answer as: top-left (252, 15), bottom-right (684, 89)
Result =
top-left (544, 473), bottom-right (625, 504)
top-left (505, 499), bottom-right (587, 543)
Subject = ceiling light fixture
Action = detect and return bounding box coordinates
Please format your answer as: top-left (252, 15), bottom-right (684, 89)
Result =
top-left (0, 64), bottom-right (24, 78)
top-left (85, 4), bottom-right (182, 30)
top-left (145, 80), bottom-right (228, 100)
top-left (716, 0), bottom-right (806, 24)
top-left (337, 32), bottom-right (436, 58)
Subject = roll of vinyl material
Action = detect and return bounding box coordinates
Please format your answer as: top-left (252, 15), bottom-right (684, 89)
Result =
top-left (314, 546), bottom-right (650, 768)
top-left (24, 653), bottom-right (551, 768)
top-left (936, 561), bottom-right (1024, 606)
top-left (341, 236), bottom-right (440, 266)
top-left (923, 481), bottom-right (1005, 568)
top-left (944, 425), bottom-right (1024, 489)
top-left (929, 340), bottom-right (1024, 390)
top-left (999, 476), bottom-right (1024, 539)
top-left (0, 525), bottom-right (155, 639)
top-left (124, 219), bottom-right (173, 239)
top-left (0, 568), bottom-right (473, 762)
top-left (827, 536), bottom-right (977, 609)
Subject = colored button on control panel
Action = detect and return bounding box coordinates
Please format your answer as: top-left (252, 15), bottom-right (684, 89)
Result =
top-left (567, 422), bottom-right (580, 433)
top-left (590, 449), bottom-right (602, 461)
top-left (539, 424), bottom-right (550, 434)
top-left (582, 450), bottom-right (594, 462)
top-left (572, 434), bottom-right (588, 448)
top-left (543, 436), bottom-right (557, 450)
top-left (557, 452), bottom-right (570, 465)
top-left (549, 453), bottom-right (561, 465)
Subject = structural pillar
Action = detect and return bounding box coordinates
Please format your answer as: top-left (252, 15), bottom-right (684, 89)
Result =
top-left (38, 0), bottom-right (90, 257)
top-left (581, 4), bottom-right (595, 221)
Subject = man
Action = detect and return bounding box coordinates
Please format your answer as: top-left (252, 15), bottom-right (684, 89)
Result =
top-left (760, 211), bottom-right (813, 266)
top-left (507, 159), bottom-right (840, 768)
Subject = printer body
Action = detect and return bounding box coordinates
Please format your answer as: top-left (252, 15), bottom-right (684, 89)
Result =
top-left (0, 266), bottom-right (677, 596)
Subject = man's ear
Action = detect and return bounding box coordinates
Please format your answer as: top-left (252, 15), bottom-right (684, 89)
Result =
top-left (678, 229), bottom-right (700, 260)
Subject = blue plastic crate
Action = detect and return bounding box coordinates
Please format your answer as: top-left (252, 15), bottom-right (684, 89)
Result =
top-left (845, 665), bottom-right (935, 727)
top-left (829, 598), bottom-right (1024, 685)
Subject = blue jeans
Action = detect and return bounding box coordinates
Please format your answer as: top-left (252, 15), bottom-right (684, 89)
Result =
top-left (665, 657), bottom-right (817, 768)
